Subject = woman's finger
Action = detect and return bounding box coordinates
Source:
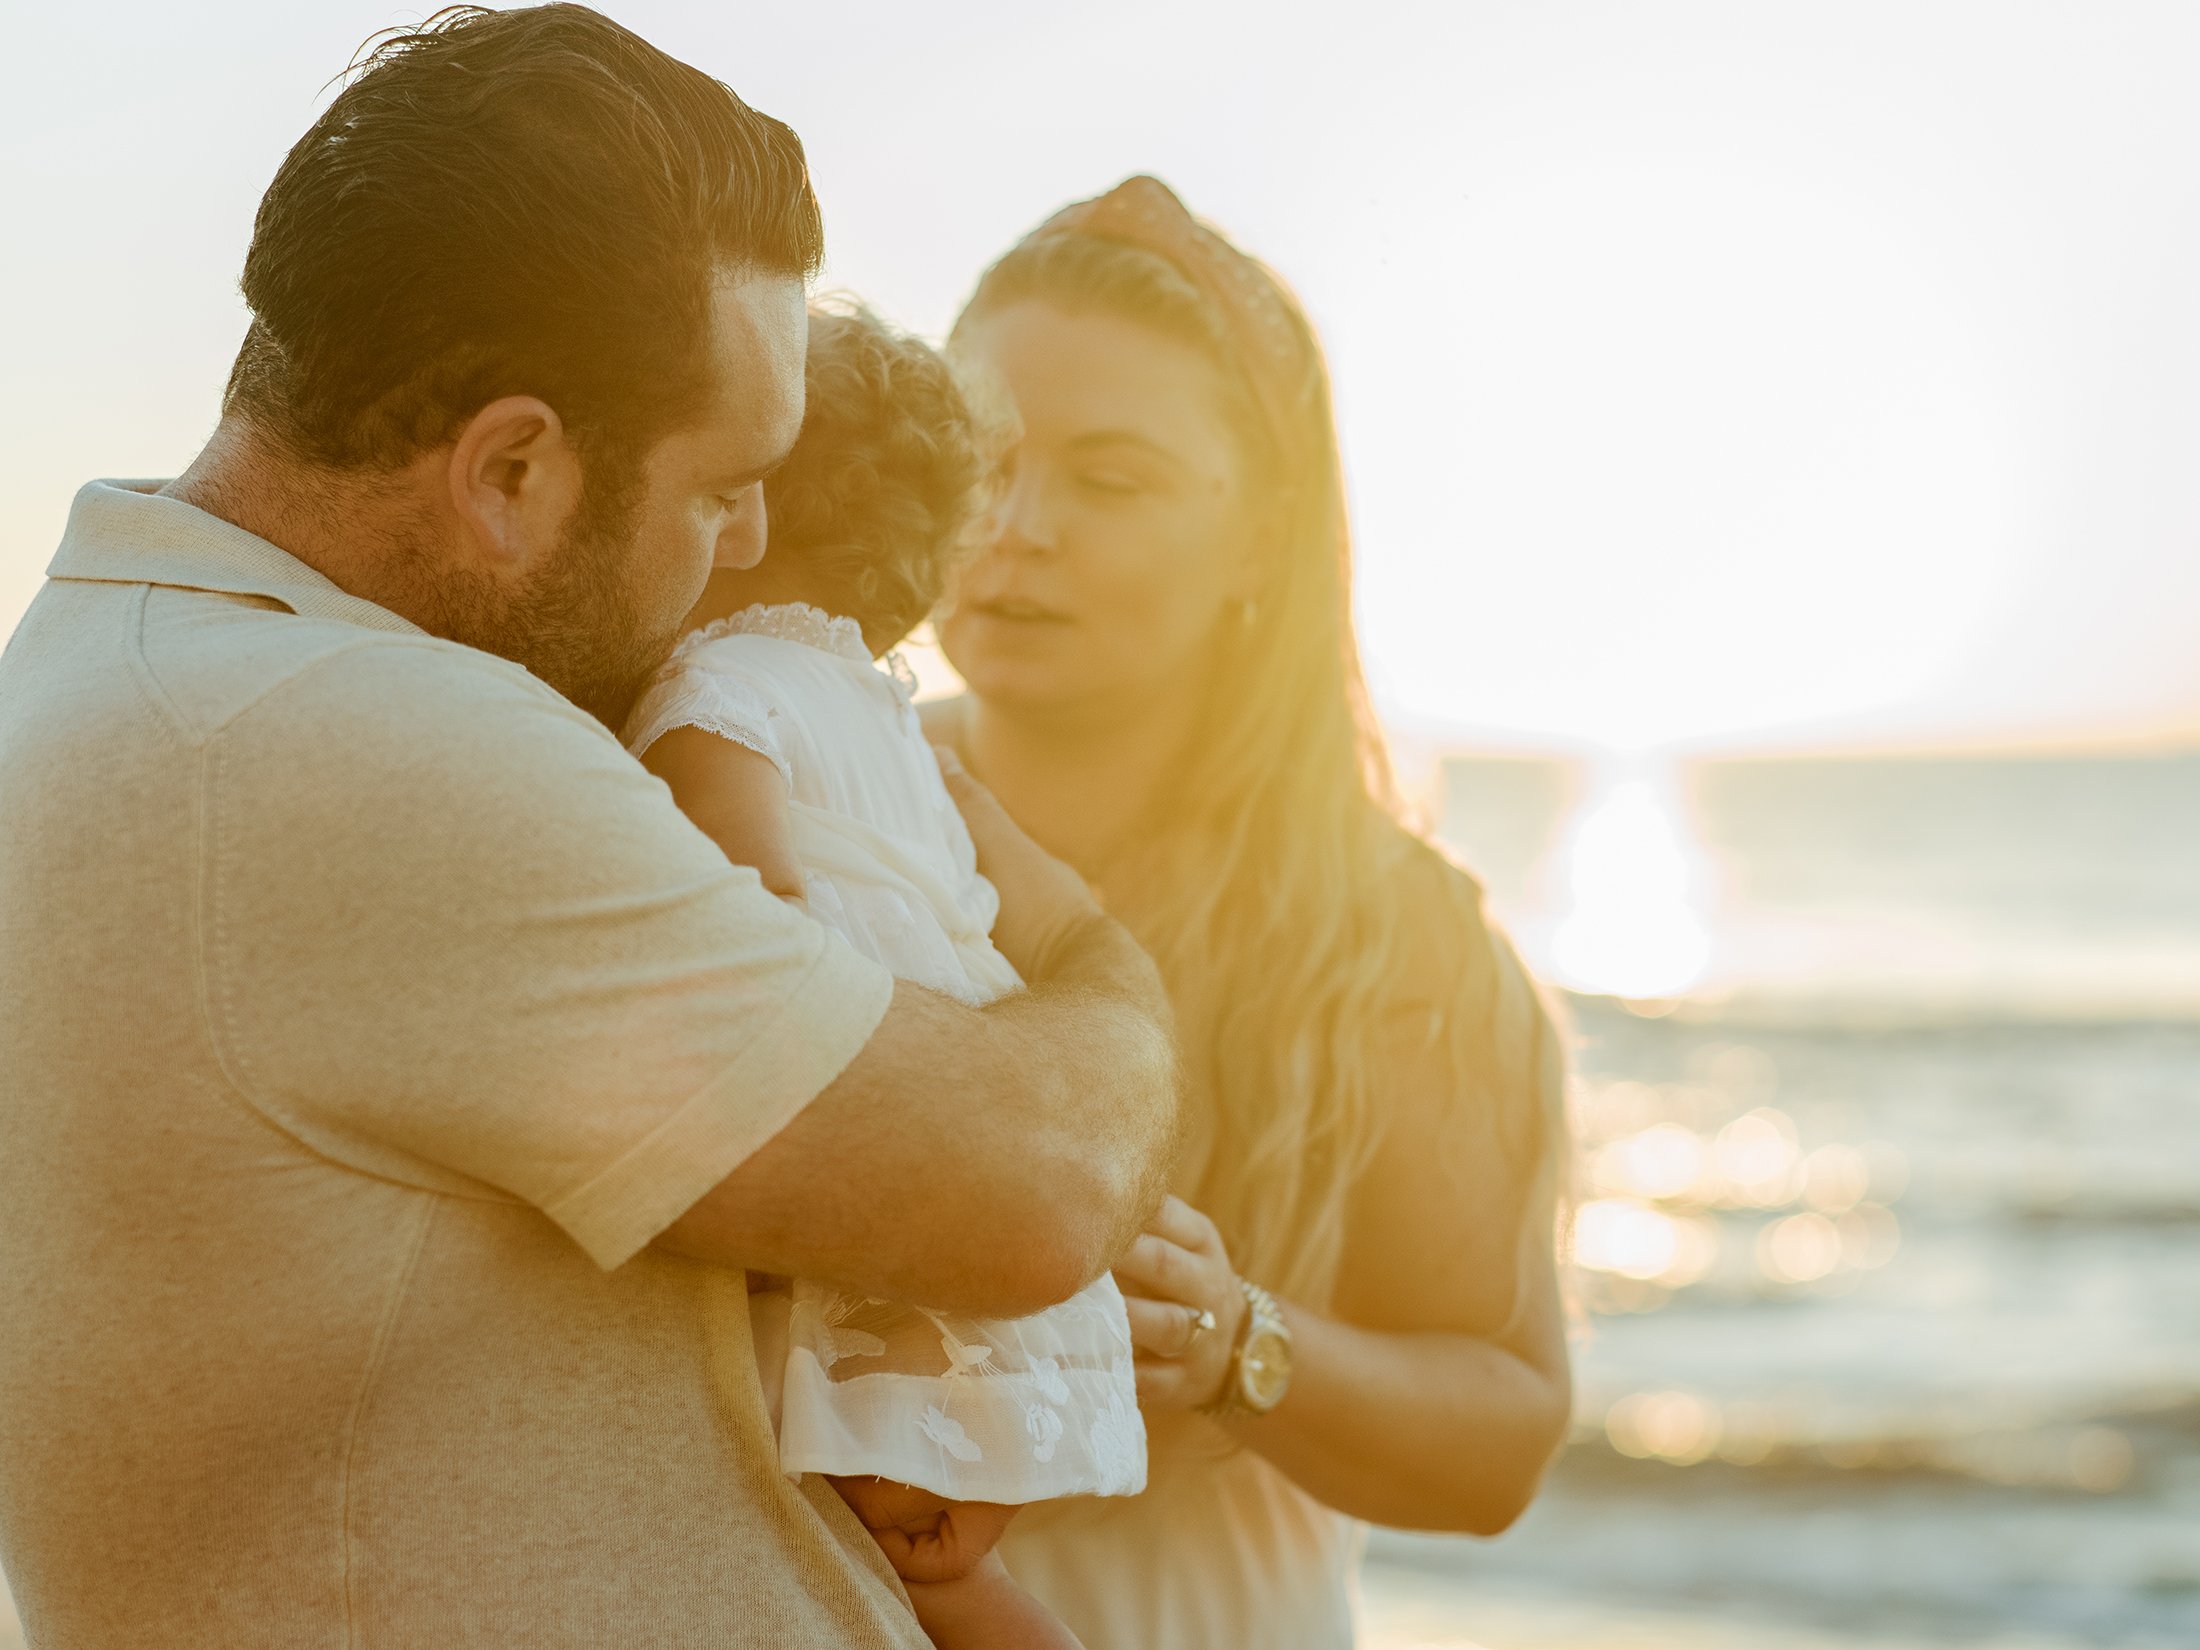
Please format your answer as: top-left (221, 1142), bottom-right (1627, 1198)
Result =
top-left (1122, 1293), bottom-right (1183, 1352)
top-left (1122, 1294), bottom-right (1207, 1356)
top-left (1113, 1233), bottom-right (1203, 1302)
top-left (1148, 1195), bottom-right (1222, 1257)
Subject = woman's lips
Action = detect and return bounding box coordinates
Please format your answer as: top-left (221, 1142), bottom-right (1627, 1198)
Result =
top-left (972, 597), bottom-right (1072, 625)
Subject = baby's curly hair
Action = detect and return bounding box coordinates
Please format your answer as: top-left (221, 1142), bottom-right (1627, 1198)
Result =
top-left (768, 304), bottom-right (1006, 656)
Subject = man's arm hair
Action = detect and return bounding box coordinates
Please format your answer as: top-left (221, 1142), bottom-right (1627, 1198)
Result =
top-left (660, 912), bottom-right (1179, 1317)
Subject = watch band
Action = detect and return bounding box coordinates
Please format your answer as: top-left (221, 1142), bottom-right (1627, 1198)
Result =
top-left (1199, 1277), bottom-right (1291, 1420)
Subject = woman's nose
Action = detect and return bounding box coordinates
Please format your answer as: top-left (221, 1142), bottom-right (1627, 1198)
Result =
top-left (993, 467), bottom-right (1057, 558)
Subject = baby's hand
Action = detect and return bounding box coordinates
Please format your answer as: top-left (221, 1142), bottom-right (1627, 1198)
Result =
top-left (828, 1475), bottom-right (1019, 1585)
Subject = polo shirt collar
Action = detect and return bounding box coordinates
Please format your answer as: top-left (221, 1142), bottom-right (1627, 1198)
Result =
top-left (46, 478), bottom-right (426, 639)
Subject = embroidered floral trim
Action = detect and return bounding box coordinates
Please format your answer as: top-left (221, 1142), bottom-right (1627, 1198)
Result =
top-left (1087, 1390), bottom-right (1144, 1489)
top-left (679, 601), bottom-right (918, 706)
top-left (918, 1405), bottom-right (983, 1463)
top-left (813, 1293), bottom-right (889, 1369)
top-left (883, 651), bottom-right (920, 703)
top-left (683, 601), bottom-right (871, 664)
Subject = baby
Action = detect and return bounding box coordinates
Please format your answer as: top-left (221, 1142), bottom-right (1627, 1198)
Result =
top-left (624, 306), bottom-right (1143, 1648)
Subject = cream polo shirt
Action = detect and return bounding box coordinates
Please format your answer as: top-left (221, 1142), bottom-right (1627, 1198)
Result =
top-left (0, 481), bottom-right (927, 1648)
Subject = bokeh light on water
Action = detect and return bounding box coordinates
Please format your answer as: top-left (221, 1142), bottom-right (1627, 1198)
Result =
top-left (1567, 1068), bottom-right (1905, 1318)
top-left (1390, 748), bottom-right (2200, 1648)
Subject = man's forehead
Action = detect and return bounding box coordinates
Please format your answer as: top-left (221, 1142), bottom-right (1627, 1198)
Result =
top-left (708, 268), bottom-right (807, 379)
top-left (691, 271), bottom-right (807, 470)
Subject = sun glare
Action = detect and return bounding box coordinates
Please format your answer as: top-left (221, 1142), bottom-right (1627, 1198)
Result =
top-left (1549, 773), bottom-right (1712, 1000)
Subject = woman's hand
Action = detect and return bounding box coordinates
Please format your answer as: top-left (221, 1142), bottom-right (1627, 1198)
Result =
top-left (934, 746), bottom-right (1105, 983)
top-left (1113, 1196), bottom-right (1248, 1411)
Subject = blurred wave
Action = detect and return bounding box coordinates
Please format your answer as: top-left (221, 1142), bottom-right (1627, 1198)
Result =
top-left (1419, 752), bottom-right (2200, 1646)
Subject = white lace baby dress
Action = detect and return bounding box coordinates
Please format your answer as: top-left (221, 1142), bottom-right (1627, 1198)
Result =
top-left (624, 602), bottom-right (1146, 1504)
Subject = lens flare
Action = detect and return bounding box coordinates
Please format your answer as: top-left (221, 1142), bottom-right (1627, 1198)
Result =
top-left (1549, 774), bottom-right (1712, 1000)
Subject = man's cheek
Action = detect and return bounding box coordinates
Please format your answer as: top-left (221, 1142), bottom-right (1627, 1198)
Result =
top-left (675, 516), bottom-right (719, 594)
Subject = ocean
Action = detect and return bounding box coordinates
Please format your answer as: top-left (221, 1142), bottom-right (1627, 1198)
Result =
top-left (1357, 750), bottom-right (2200, 1648)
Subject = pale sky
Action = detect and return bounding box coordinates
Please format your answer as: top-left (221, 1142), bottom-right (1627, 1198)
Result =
top-left (6, 0), bottom-right (2197, 756)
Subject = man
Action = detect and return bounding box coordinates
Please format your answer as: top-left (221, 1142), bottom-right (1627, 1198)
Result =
top-left (0, 7), bottom-right (1176, 1646)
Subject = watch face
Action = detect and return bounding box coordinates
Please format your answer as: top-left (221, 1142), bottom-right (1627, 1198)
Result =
top-left (1239, 1326), bottom-right (1293, 1412)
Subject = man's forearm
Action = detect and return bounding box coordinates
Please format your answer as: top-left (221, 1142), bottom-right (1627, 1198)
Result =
top-left (660, 939), bottom-right (1179, 1314)
top-left (661, 752), bottom-right (1181, 1308)
top-left (985, 911), bottom-right (1180, 1264)
top-left (1019, 908), bottom-right (1174, 1027)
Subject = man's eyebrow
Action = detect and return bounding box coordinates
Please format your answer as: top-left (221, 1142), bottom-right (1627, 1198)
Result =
top-left (708, 451), bottom-right (792, 493)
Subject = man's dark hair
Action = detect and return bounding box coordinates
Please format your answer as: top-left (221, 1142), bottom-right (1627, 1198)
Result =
top-left (225, 3), bottom-right (824, 473)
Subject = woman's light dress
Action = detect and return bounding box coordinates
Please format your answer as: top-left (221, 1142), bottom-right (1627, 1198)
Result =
top-left (999, 1412), bottom-right (1359, 1650)
top-left (624, 602), bottom-right (1145, 1504)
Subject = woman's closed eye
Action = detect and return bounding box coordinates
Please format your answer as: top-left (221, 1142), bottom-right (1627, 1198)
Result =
top-left (1076, 469), bottom-right (1147, 499)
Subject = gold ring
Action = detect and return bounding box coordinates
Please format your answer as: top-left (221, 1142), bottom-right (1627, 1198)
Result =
top-left (1181, 1305), bottom-right (1219, 1354)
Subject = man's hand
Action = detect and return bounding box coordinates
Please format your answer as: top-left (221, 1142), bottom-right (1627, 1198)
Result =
top-left (935, 747), bottom-right (1106, 983)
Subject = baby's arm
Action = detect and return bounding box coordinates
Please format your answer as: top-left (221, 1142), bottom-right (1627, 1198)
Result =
top-left (903, 1554), bottom-right (1083, 1650)
top-left (641, 727), bottom-right (805, 901)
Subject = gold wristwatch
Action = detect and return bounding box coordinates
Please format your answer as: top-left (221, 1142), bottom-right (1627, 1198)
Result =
top-left (1201, 1278), bottom-right (1294, 1419)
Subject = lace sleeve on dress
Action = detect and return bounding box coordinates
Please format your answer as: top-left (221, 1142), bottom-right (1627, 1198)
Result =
top-left (622, 659), bottom-right (792, 789)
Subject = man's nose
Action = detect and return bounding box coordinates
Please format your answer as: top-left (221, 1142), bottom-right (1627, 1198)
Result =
top-left (715, 484), bottom-right (769, 571)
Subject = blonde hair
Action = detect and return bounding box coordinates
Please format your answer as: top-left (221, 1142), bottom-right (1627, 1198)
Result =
top-left (770, 304), bottom-right (1006, 656)
top-left (957, 227), bottom-right (1568, 1313)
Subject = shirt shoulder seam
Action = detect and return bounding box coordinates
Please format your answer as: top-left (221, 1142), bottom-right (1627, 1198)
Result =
top-left (119, 582), bottom-right (205, 744)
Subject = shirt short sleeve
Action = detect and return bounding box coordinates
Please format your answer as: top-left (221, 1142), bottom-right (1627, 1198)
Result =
top-left (200, 639), bottom-right (894, 1269)
top-left (624, 644), bottom-right (792, 787)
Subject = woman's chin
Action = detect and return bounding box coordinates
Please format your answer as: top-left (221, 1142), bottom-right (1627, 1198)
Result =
top-left (957, 658), bottom-right (1079, 716)
top-left (941, 633), bottom-right (1082, 715)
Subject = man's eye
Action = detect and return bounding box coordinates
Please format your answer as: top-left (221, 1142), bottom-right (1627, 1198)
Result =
top-left (1078, 472), bottom-right (1142, 498)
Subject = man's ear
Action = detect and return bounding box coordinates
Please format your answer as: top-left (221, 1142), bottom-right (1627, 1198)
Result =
top-left (445, 395), bottom-right (584, 579)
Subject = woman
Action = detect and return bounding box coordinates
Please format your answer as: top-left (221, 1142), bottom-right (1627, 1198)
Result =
top-left (925, 176), bottom-right (1574, 1650)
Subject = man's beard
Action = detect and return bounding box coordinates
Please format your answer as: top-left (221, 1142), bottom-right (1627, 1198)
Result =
top-left (432, 473), bottom-right (680, 730)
